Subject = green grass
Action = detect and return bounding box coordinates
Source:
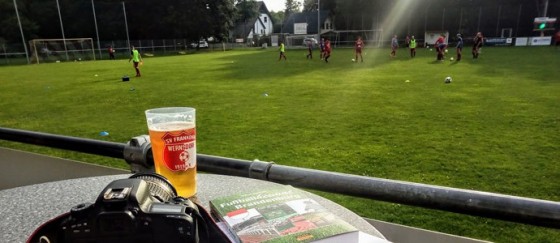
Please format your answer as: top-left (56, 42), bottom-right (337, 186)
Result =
top-left (1, 46), bottom-right (559, 242)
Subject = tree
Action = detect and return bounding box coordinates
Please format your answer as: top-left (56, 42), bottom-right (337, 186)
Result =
top-left (269, 10), bottom-right (285, 33)
top-left (284, 0), bottom-right (301, 17)
top-left (0, 0), bottom-right (39, 42)
top-left (235, 0), bottom-right (259, 23)
top-left (303, 0), bottom-right (317, 11)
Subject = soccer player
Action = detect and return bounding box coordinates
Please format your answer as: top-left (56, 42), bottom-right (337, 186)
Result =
top-left (319, 38), bottom-right (325, 60)
top-left (278, 41), bottom-right (287, 61)
top-left (128, 46), bottom-right (143, 77)
top-left (555, 31), bottom-right (560, 49)
top-left (306, 40), bottom-right (313, 59)
top-left (405, 35), bottom-right (410, 48)
top-left (434, 34), bottom-right (446, 61)
top-left (409, 35), bottom-right (417, 58)
top-left (108, 46), bottom-right (115, 60)
top-left (390, 35), bottom-right (398, 57)
top-left (472, 32), bottom-right (483, 59)
top-left (324, 39), bottom-right (332, 63)
top-left (354, 36), bottom-right (364, 62)
top-left (456, 34), bottom-right (463, 61)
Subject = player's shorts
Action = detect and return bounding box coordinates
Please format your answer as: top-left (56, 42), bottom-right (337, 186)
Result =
top-left (356, 48), bottom-right (362, 53)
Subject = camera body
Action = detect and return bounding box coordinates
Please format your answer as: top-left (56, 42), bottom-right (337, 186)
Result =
top-left (59, 178), bottom-right (199, 243)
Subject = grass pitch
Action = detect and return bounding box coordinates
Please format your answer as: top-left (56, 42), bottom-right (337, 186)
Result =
top-left (0, 46), bottom-right (559, 242)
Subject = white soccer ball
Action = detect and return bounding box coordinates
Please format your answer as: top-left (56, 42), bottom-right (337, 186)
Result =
top-left (352, 59), bottom-right (355, 62)
top-left (445, 76), bottom-right (452, 83)
top-left (450, 57), bottom-right (454, 61)
top-left (445, 49), bottom-right (448, 53)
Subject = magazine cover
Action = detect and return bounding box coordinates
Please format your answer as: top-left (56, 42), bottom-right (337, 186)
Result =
top-left (210, 185), bottom-right (358, 243)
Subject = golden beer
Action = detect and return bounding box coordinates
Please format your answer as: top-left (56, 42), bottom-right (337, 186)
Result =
top-left (146, 108), bottom-right (197, 198)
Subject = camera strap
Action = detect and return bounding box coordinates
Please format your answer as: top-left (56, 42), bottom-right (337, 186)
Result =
top-left (193, 202), bottom-right (233, 243)
top-left (27, 212), bottom-right (70, 243)
top-left (27, 205), bottom-right (233, 243)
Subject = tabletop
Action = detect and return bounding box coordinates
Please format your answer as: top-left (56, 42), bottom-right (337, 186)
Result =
top-left (0, 173), bottom-right (386, 242)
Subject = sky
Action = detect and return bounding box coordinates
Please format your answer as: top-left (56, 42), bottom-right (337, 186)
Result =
top-left (262, 0), bottom-right (286, 12)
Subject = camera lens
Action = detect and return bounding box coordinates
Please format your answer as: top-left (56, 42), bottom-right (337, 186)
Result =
top-left (129, 173), bottom-right (177, 202)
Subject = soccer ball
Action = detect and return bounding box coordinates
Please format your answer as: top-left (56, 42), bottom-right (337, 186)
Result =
top-left (445, 77), bottom-right (452, 83)
top-left (352, 59), bottom-right (355, 62)
top-left (445, 49), bottom-right (448, 53)
top-left (450, 57), bottom-right (454, 61)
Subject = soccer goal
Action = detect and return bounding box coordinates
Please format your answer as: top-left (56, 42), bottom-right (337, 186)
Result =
top-left (29, 38), bottom-right (96, 64)
top-left (333, 29), bottom-right (384, 48)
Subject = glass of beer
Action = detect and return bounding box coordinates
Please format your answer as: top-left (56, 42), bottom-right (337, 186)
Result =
top-left (145, 107), bottom-right (196, 198)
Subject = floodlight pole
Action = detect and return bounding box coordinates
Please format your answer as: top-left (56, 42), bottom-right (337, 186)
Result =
top-left (91, 0), bottom-right (102, 59)
top-left (459, 8), bottom-right (463, 34)
top-left (55, 0), bottom-right (69, 61)
top-left (496, 5), bottom-right (502, 37)
top-left (477, 7), bottom-right (482, 32)
top-left (12, 0), bottom-right (30, 64)
top-left (317, 0), bottom-right (320, 38)
top-left (441, 8), bottom-right (445, 31)
top-left (123, 1), bottom-right (131, 52)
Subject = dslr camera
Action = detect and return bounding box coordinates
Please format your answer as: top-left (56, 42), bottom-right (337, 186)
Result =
top-left (32, 174), bottom-right (202, 243)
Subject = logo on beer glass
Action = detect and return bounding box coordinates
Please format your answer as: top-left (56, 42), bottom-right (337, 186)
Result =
top-left (162, 130), bottom-right (196, 171)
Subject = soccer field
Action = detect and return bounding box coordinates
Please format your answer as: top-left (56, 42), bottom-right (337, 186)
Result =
top-left (0, 46), bottom-right (559, 242)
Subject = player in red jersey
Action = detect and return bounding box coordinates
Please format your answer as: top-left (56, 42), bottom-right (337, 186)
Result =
top-left (354, 36), bottom-right (364, 63)
top-left (472, 32), bottom-right (483, 59)
top-left (434, 34), bottom-right (446, 61)
top-left (324, 39), bottom-right (332, 63)
top-left (555, 31), bottom-right (560, 49)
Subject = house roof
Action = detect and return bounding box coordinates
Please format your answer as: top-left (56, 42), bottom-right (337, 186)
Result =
top-left (282, 10), bottom-right (329, 35)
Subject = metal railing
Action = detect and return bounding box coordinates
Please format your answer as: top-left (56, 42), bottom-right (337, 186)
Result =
top-left (1, 126), bottom-right (559, 229)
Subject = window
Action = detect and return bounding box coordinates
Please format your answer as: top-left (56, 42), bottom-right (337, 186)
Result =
top-left (264, 17), bottom-right (267, 23)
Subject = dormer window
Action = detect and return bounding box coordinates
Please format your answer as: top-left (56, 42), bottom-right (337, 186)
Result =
top-left (264, 17), bottom-right (268, 23)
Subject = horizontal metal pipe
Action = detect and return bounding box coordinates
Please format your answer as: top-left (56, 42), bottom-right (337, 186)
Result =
top-left (0, 127), bottom-right (125, 159)
top-left (1, 127), bottom-right (560, 229)
top-left (266, 165), bottom-right (560, 228)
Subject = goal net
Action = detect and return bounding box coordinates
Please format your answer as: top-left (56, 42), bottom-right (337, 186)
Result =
top-left (29, 38), bottom-right (96, 64)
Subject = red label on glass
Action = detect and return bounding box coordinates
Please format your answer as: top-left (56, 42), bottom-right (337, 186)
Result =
top-left (161, 129), bottom-right (196, 171)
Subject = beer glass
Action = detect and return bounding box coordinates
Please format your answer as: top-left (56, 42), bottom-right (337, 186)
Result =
top-left (145, 107), bottom-right (196, 197)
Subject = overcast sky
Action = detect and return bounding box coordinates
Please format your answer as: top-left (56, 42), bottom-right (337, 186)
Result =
top-left (262, 0), bottom-right (286, 12)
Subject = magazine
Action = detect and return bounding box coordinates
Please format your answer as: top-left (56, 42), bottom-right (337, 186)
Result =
top-left (209, 185), bottom-right (386, 243)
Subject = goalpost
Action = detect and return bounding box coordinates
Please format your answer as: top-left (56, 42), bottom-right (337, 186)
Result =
top-left (29, 38), bottom-right (96, 64)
